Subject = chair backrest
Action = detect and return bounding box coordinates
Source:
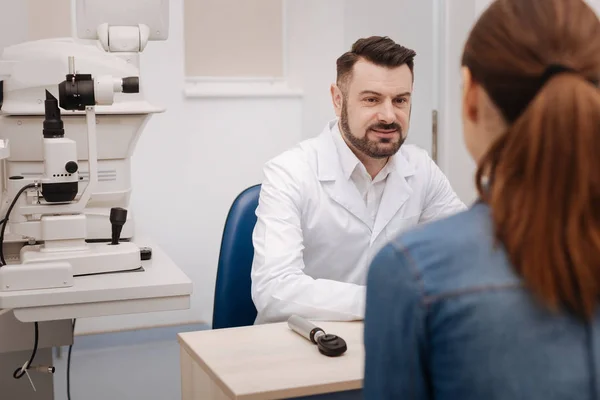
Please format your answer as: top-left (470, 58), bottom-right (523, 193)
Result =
top-left (212, 184), bottom-right (261, 329)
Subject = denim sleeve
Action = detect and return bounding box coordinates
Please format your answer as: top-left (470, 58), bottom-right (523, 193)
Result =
top-left (363, 242), bottom-right (430, 400)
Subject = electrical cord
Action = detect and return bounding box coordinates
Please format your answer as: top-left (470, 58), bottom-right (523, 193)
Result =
top-left (0, 182), bottom-right (37, 266)
top-left (12, 321), bottom-right (39, 379)
top-left (67, 318), bottom-right (76, 400)
top-left (5, 184), bottom-right (43, 382)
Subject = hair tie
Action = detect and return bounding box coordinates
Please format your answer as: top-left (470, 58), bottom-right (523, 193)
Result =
top-left (539, 63), bottom-right (600, 87)
top-left (540, 64), bottom-right (575, 84)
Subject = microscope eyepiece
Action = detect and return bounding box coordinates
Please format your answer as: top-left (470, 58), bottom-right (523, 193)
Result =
top-left (43, 90), bottom-right (64, 138)
top-left (121, 77), bottom-right (139, 93)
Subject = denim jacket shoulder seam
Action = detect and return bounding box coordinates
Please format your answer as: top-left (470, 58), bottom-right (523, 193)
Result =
top-left (423, 282), bottom-right (523, 306)
top-left (389, 241), bottom-right (523, 307)
top-left (390, 241), bottom-right (427, 306)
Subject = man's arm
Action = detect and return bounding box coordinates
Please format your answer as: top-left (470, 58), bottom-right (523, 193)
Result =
top-left (251, 155), bottom-right (365, 324)
top-left (420, 157), bottom-right (467, 223)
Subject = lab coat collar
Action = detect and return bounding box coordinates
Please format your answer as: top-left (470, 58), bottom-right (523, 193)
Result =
top-left (331, 121), bottom-right (361, 180)
top-left (315, 119), bottom-right (416, 233)
top-left (316, 119), bottom-right (416, 181)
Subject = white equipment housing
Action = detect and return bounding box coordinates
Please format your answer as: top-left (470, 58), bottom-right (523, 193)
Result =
top-left (0, 0), bottom-right (168, 248)
top-left (0, 5), bottom-right (193, 398)
top-left (0, 0), bottom-right (169, 284)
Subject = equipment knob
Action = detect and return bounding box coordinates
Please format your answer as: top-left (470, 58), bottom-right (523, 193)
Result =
top-left (109, 207), bottom-right (128, 245)
top-left (65, 161), bottom-right (78, 174)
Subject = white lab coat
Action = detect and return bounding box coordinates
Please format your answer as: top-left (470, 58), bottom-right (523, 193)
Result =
top-left (251, 120), bottom-right (466, 324)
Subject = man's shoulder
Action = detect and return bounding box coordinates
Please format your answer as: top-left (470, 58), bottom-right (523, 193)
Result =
top-left (396, 143), bottom-right (432, 167)
top-left (266, 136), bottom-right (321, 170)
top-left (390, 144), bottom-right (437, 182)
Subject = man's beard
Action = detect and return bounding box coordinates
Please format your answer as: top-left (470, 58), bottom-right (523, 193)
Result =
top-left (340, 102), bottom-right (405, 159)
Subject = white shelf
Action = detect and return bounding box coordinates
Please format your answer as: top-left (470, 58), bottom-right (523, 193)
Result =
top-left (0, 239), bottom-right (193, 322)
top-left (184, 78), bottom-right (303, 99)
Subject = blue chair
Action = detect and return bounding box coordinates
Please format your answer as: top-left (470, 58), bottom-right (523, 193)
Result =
top-left (212, 184), bottom-right (261, 329)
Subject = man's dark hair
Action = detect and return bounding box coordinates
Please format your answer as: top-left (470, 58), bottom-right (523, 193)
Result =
top-left (336, 36), bottom-right (417, 91)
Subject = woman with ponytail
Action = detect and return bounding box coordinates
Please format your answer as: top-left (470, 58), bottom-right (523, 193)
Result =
top-left (363, 0), bottom-right (600, 398)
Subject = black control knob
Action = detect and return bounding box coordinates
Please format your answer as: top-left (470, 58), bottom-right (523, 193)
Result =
top-left (65, 161), bottom-right (78, 174)
top-left (109, 207), bottom-right (128, 245)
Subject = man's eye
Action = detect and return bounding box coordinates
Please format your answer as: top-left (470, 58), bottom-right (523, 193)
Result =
top-left (364, 98), bottom-right (377, 103)
top-left (395, 98), bottom-right (407, 104)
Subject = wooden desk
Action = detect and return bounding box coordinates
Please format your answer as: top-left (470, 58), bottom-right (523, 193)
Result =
top-left (177, 321), bottom-right (364, 400)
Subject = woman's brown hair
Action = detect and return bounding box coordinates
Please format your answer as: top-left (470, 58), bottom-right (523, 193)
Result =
top-left (462, 0), bottom-right (600, 319)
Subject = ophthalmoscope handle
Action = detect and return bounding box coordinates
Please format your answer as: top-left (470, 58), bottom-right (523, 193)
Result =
top-left (288, 315), bottom-right (324, 344)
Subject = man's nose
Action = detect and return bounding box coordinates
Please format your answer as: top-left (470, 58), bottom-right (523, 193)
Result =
top-left (377, 100), bottom-right (396, 123)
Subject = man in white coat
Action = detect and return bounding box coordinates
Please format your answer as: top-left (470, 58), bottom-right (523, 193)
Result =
top-left (251, 36), bottom-right (466, 324)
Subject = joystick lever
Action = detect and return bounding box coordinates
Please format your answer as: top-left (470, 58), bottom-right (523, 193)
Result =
top-left (109, 207), bottom-right (127, 245)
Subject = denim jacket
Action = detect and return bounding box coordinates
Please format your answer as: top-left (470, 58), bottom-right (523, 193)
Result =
top-left (363, 202), bottom-right (600, 399)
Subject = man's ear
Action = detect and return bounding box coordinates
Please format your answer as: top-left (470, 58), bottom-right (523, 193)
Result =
top-left (330, 84), bottom-right (343, 117)
top-left (461, 66), bottom-right (479, 124)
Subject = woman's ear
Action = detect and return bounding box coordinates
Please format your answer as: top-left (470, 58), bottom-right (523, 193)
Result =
top-left (462, 66), bottom-right (479, 124)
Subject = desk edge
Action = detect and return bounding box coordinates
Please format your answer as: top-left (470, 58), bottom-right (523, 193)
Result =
top-left (178, 333), bottom-right (239, 399)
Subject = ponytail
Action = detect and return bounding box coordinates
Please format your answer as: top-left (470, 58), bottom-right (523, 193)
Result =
top-left (476, 73), bottom-right (600, 320)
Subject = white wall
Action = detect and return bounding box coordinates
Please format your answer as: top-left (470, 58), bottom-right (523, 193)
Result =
top-left (0, 1), bottom-right (27, 51)
top-left (587, 0), bottom-right (600, 15)
top-left (286, 0), bottom-right (344, 140)
top-left (474, 0), bottom-right (494, 17)
top-left (436, 0), bottom-right (479, 205)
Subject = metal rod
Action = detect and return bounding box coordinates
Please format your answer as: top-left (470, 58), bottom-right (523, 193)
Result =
top-left (68, 56), bottom-right (75, 75)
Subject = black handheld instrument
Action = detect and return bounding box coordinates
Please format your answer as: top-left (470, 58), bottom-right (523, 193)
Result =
top-left (287, 315), bottom-right (347, 357)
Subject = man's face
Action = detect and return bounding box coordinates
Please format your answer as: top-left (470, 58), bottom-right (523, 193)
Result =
top-left (332, 59), bottom-right (413, 159)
